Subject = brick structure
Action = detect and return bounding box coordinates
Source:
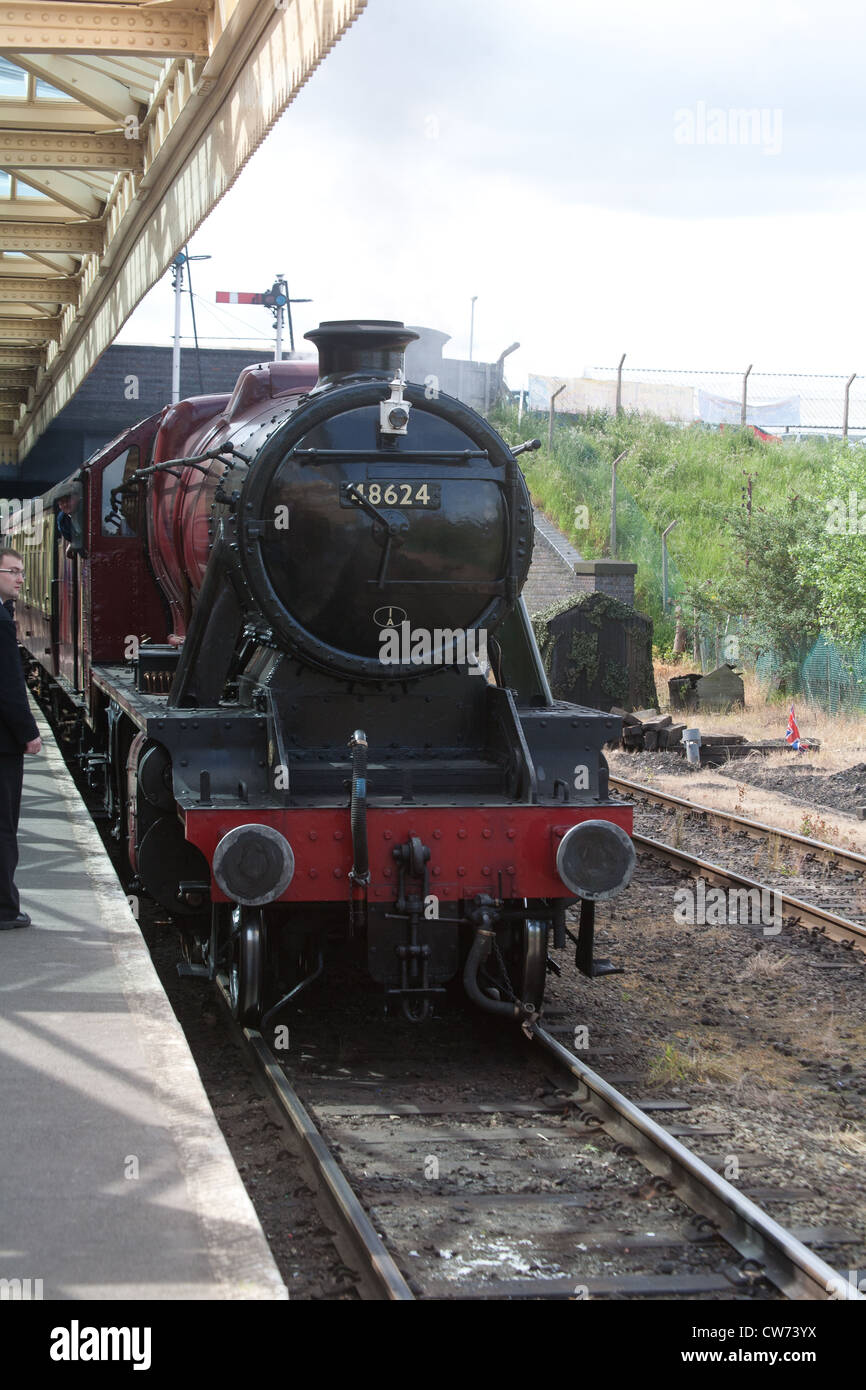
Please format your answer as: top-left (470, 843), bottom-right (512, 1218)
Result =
top-left (522, 514), bottom-right (639, 616)
top-left (522, 511), bottom-right (583, 616)
top-left (573, 560), bottom-right (637, 608)
top-left (524, 516), bottom-right (653, 710)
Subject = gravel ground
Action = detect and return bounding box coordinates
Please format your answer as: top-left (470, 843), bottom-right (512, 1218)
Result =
top-left (142, 918), bottom-right (360, 1298)
top-left (715, 757), bottom-right (866, 819)
top-left (270, 970), bottom-right (761, 1299)
top-left (73, 746), bottom-right (866, 1300)
top-left (553, 856), bottom-right (866, 1290)
top-left (148, 860), bottom-right (866, 1299)
top-left (611, 791), bottom-right (866, 926)
top-left (612, 748), bottom-right (866, 822)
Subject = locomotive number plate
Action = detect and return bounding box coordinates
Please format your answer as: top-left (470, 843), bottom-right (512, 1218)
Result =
top-left (340, 481), bottom-right (441, 509)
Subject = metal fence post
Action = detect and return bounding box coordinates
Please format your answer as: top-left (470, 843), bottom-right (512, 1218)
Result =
top-left (740, 363), bottom-right (752, 426)
top-left (610, 449), bottom-right (628, 558)
top-left (548, 382), bottom-right (567, 451)
top-left (662, 519), bottom-right (678, 609)
top-left (616, 352), bottom-right (626, 415)
top-left (843, 372), bottom-right (856, 440)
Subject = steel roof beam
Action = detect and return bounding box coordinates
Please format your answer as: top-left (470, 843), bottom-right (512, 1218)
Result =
top-left (0, 316), bottom-right (61, 341)
top-left (0, 131), bottom-right (144, 171)
top-left (0, 373), bottom-right (39, 389)
top-left (0, 348), bottom-right (42, 367)
top-left (0, 5), bottom-right (209, 59)
top-left (2, 0), bottom-right (368, 463)
top-left (0, 278), bottom-right (77, 304)
top-left (8, 54), bottom-right (143, 121)
top-left (0, 222), bottom-right (103, 255)
top-left (3, 169), bottom-right (105, 218)
top-left (0, 100), bottom-right (121, 131)
top-left (24, 251), bottom-right (80, 275)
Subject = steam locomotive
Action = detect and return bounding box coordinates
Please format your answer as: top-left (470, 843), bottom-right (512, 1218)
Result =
top-left (9, 320), bottom-right (634, 1025)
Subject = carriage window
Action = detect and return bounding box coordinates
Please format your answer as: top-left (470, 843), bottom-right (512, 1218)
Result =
top-left (56, 481), bottom-right (84, 552)
top-left (101, 446), bottom-right (140, 536)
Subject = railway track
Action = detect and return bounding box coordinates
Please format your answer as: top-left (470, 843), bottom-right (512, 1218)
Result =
top-left (50, 717), bottom-right (865, 1302)
top-left (610, 775), bottom-right (866, 874)
top-left (611, 775), bottom-right (866, 953)
top-left (218, 980), bottom-right (863, 1301)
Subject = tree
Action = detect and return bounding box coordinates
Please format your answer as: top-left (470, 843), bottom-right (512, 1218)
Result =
top-left (793, 454), bottom-right (866, 645)
top-left (714, 497), bottom-right (824, 687)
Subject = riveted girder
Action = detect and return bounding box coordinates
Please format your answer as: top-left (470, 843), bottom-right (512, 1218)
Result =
top-left (0, 4), bottom-right (210, 59)
top-left (0, 0), bottom-right (368, 470)
top-left (0, 131), bottom-right (143, 169)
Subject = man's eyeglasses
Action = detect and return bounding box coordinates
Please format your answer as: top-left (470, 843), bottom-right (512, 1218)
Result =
top-left (0, 569), bottom-right (24, 576)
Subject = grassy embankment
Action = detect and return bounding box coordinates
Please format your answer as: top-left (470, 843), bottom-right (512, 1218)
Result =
top-left (490, 403), bottom-right (849, 654)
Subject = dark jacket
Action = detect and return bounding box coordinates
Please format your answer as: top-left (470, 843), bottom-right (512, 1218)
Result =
top-left (0, 602), bottom-right (39, 754)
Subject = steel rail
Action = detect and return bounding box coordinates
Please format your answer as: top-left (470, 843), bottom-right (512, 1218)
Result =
top-left (214, 977), bottom-right (414, 1301)
top-left (611, 774), bottom-right (866, 874)
top-left (632, 831), bottom-right (866, 950)
top-left (530, 1023), bottom-right (863, 1301)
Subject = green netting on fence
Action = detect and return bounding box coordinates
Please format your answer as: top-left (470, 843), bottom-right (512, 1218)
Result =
top-left (755, 635), bottom-right (866, 712)
top-left (800, 636), bottom-right (866, 713)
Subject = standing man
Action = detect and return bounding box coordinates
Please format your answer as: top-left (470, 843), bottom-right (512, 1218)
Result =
top-left (0, 548), bottom-right (41, 928)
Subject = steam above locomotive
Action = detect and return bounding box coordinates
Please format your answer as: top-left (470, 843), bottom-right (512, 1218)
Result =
top-left (13, 319), bottom-right (635, 1025)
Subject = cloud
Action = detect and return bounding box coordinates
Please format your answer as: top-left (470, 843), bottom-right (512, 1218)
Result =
top-left (117, 0), bottom-right (866, 380)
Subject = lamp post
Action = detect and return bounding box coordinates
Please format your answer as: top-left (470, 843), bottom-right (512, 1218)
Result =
top-left (171, 248), bottom-right (211, 404)
top-left (493, 341), bottom-right (519, 410)
top-left (469, 296), bottom-right (478, 362)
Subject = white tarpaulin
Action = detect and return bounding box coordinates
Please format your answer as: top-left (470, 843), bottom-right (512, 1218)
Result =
top-left (697, 390), bottom-right (800, 427)
top-left (529, 374), bottom-right (695, 420)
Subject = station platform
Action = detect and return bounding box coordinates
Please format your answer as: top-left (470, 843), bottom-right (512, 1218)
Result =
top-left (0, 705), bottom-right (287, 1301)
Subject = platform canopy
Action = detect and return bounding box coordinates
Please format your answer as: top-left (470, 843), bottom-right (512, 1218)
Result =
top-left (0, 0), bottom-right (366, 468)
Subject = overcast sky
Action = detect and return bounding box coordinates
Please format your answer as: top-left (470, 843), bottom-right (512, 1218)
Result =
top-left (118, 0), bottom-right (866, 386)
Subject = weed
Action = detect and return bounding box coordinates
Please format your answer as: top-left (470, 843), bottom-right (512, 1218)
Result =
top-left (736, 950), bottom-right (790, 982)
top-left (799, 814), bottom-right (832, 841)
top-left (647, 1043), bottom-right (691, 1084)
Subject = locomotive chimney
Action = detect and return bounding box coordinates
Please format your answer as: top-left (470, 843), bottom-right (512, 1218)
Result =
top-left (304, 320), bottom-right (419, 388)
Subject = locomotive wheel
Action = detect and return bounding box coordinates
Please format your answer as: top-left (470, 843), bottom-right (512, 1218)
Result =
top-left (228, 905), bottom-right (265, 1027)
top-left (492, 916), bottom-right (548, 1014)
top-left (515, 919), bottom-right (548, 1014)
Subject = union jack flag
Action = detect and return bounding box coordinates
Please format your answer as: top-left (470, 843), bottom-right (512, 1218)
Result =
top-left (786, 704), bottom-right (806, 751)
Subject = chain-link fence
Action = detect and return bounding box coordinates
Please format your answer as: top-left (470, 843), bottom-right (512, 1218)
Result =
top-left (529, 364), bottom-right (866, 437)
top-left (696, 624), bottom-right (866, 713)
top-left (600, 499), bottom-right (866, 713)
